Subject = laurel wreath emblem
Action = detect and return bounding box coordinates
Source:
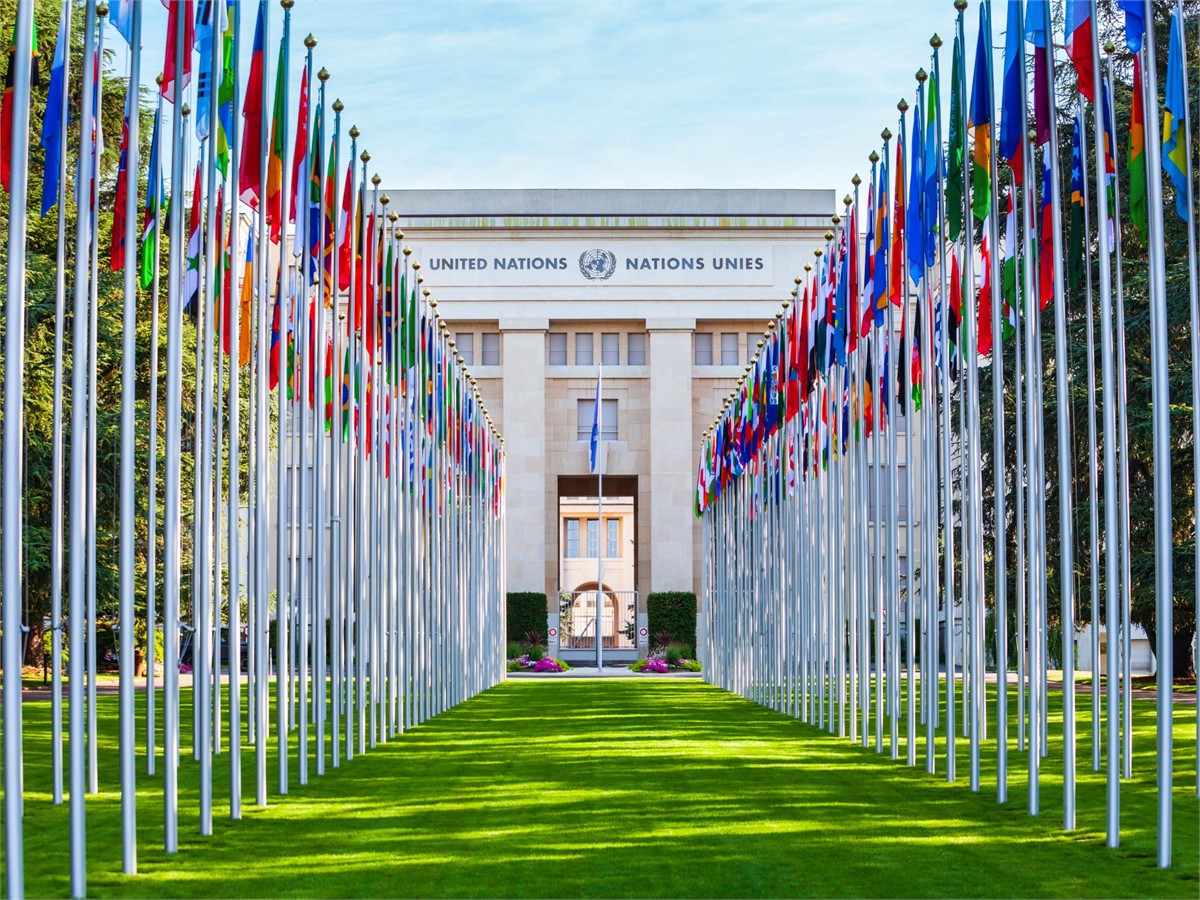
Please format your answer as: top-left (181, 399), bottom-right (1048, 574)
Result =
top-left (578, 249), bottom-right (617, 281)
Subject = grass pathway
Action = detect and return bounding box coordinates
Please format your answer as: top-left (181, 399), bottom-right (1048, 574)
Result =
top-left (14, 678), bottom-right (1200, 898)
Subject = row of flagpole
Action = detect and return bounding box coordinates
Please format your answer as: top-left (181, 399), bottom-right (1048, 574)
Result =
top-left (0, 1), bottom-right (507, 897)
top-left (697, 0), bottom-right (1195, 870)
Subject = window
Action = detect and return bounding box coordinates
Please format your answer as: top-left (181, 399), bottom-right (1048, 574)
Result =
top-left (720, 332), bottom-right (739, 365)
top-left (586, 519), bottom-right (599, 559)
top-left (601, 332), bottom-right (619, 365)
top-left (481, 333), bottom-right (500, 366)
top-left (549, 332), bottom-right (568, 365)
top-left (867, 465), bottom-right (910, 523)
top-left (575, 332), bottom-right (594, 366)
top-left (577, 398), bottom-right (618, 440)
top-left (694, 332), bottom-right (713, 366)
top-left (746, 333), bottom-right (760, 363)
top-left (606, 518), bottom-right (620, 558)
top-left (456, 333), bottom-right (474, 366)
top-left (627, 332), bottom-right (646, 365)
top-left (565, 519), bottom-right (580, 558)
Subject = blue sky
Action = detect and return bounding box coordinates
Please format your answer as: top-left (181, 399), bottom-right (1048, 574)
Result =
top-left (107, 0), bottom-right (990, 205)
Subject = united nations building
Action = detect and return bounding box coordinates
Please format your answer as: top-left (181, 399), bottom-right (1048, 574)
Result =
top-left (389, 189), bottom-right (834, 661)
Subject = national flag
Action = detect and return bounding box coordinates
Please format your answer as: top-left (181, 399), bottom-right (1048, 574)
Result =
top-left (872, 155), bottom-right (889, 325)
top-left (1067, 111), bottom-right (1086, 292)
top-left (1063, 0), bottom-right (1094, 103)
top-left (184, 165), bottom-right (202, 320)
top-left (1162, 9), bottom-right (1189, 222)
top-left (1100, 76), bottom-right (1117, 243)
top-left (39, 0), bottom-right (67, 216)
top-left (238, 2), bottom-right (265, 205)
top-left (290, 66), bottom-right (309, 228)
top-left (907, 96), bottom-right (924, 287)
top-left (923, 60), bottom-right (941, 268)
top-left (1025, 0), bottom-right (1051, 146)
top-left (161, 0), bottom-right (194, 102)
top-left (978, 232), bottom-right (994, 357)
top-left (140, 104), bottom-right (164, 289)
top-left (969, 2), bottom-right (992, 221)
top-left (0, 12), bottom-right (39, 193)
top-left (998, 0), bottom-right (1025, 184)
top-left (889, 129), bottom-right (905, 306)
top-left (214, 0), bottom-right (234, 174)
top-left (337, 159), bottom-right (353, 291)
top-left (195, 0), bottom-right (216, 139)
top-left (862, 179), bottom-right (877, 336)
top-left (1001, 187), bottom-right (1019, 339)
top-left (897, 290), bottom-right (909, 415)
top-left (235, 225), bottom-right (254, 366)
top-left (847, 199), bottom-right (859, 353)
top-left (863, 340), bottom-right (875, 437)
top-left (110, 97), bottom-right (131, 271)
top-left (265, 39), bottom-right (286, 243)
top-left (949, 250), bottom-right (963, 378)
top-left (269, 275), bottom-right (283, 391)
top-left (1038, 156), bottom-right (1053, 310)
top-left (911, 291), bottom-right (923, 411)
top-left (323, 334), bottom-right (334, 430)
top-left (946, 29), bottom-right (965, 240)
top-left (110, 0), bottom-right (136, 45)
top-left (1129, 53), bottom-right (1147, 235)
top-left (1117, 0), bottom-right (1145, 53)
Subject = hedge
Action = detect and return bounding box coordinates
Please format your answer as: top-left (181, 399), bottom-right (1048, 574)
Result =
top-left (646, 592), bottom-right (697, 649)
top-left (506, 592), bottom-right (548, 643)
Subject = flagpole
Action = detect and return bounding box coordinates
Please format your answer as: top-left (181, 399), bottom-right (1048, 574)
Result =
top-left (228, 0), bottom-right (244, 820)
top-left (118, 0), bottom-right (142, 871)
top-left (313, 64), bottom-right (330, 776)
top-left (1139, 4), bottom-right (1174, 868)
top-left (2, 0), bottom-right (36, 891)
top-left (329, 98), bottom-right (343, 769)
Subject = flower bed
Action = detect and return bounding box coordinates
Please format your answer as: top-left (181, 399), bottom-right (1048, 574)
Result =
top-left (506, 655), bottom-right (571, 673)
top-left (631, 656), bottom-right (702, 674)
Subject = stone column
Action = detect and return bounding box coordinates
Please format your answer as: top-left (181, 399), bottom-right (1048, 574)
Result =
top-left (500, 319), bottom-right (548, 596)
top-left (648, 319), bottom-right (695, 593)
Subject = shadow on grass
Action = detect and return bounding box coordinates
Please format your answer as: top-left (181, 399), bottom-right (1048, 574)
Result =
top-left (9, 678), bottom-right (1199, 899)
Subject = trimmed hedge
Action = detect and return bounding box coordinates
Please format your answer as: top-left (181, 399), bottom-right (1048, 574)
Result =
top-left (647, 591), bottom-right (697, 649)
top-left (506, 592), bottom-right (548, 643)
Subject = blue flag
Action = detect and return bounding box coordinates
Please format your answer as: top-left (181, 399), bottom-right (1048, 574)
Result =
top-left (906, 102), bottom-right (924, 287)
top-left (1116, 0), bottom-right (1144, 53)
top-left (1163, 9), bottom-right (1189, 222)
top-left (589, 375), bottom-right (601, 474)
top-left (40, 1), bottom-right (69, 216)
top-left (998, 0), bottom-right (1025, 182)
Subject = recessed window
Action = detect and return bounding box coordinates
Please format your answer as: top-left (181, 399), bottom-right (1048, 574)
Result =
top-left (601, 332), bottom-right (619, 366)
top-left (565, 519), bottom-right (580, 558)
top-left (576, 332), bottom-right (594, 366)
top-left (586, 519), bottom-right (599, 559)
top-left (720, 332), bottom-right (739, 365)
top-left (746, 333), bottom-right (760, 363)
top-left (627, 332), bottom-right (646, 366)
top-left (481, 333), bottom-right (500, 366)
top-left (456, 332), bottom-right (474, 366)
top-left (549, 332), bottom-right (568, 365)
top-left (577, 398), bottom-right (618, 441)
top-left (694, 333), bottom-right (713, 366)
top-left (606, 518), bottom-right (620, 558)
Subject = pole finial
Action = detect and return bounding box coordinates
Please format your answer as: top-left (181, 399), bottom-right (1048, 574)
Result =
top-left (305, 34), bottom-right (317, 49)
top-left (333, 99), bottom-right (344, 113)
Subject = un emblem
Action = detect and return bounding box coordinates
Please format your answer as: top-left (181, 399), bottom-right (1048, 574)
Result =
top-left (578, 249), bottom-right (617, 281)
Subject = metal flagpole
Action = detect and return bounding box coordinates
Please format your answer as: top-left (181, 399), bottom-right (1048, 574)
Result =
top-left (312, 65), bottom-right (330, 776)
top-left (118, 0), bottom-right (143, 871)
top-left (228, 0), bottom-right (244, 819)
top-left (329, 99), bottom-right (343, 769)
top-left (3, 0), bottom-right (36, 892)
top-left (48, 0), bottom-right (73, 807)
top-left (597, 364), bottom-right (604, 670)
top-left (1139, 2), bottom-right (1174, 868)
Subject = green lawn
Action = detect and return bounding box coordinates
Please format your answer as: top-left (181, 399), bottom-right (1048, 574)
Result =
top-left (9, 677), bottom-right (1199, 898)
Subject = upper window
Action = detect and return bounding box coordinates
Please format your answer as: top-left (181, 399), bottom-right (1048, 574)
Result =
top-left (627, 332), bottom-right (646, 366)
top-left (694, 333), bottom-right (713, 366)
top-left (746, 332), bottom-right (760, 363)
top-left (601, 332), bottom-right (620, 366)
top-left (456, 332), bottom-right (475, 366)
top-left (606, 518), bottom-right (620, 558)
top-left (549, 332), bottom-right (568, 366)
top-left (481, 333), bottom-right (501, 366)
top-left (577, 398), bottom-right (618, 441)
top-left (720, 332), bottom-right (739, 365)
top-left (576, 332), bottom-right (594, 366)
top-left (586, 519), bottom-right (600, 559)
top-left (565, 519), bottom-right (580, 558)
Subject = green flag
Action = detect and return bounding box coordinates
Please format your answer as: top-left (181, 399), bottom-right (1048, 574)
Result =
top-left (946, 31), bottom-right (965, 241)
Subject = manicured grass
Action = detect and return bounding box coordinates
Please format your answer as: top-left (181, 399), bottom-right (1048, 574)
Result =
top-left (8, 677), bottom-right (1199, 898)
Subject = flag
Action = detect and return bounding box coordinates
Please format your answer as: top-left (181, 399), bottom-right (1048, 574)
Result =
top-left (998, 0), bottom-right (1025, 184)
top-left (946, 29), bottom-right (965, 240)
top-left (323, 334), bottom-right (334, 430)
top-left (162, 0), bottom-right (194, 102)
top-left (195, 0), bottom-right (216, 139)
top-left (110, 97), bottom-right (131, 271)
top-left (1129, 54), bottom-right (1147, 235)
top-left (949, 250), bottom-right (963, 378)
top-left (923, 60), bottom-right (941, 268)
top-left (214, 0), bottom-right (234, 174)
top-left (337, 159), bottom-right (353, 291)
top-left (238, 2), bottom-right (265, 205)
top-left (1162, 10), bottom-right (1189, 222)
top-left (1026, 0), bottom-right (1051, 146)
top-left (911, 292), bottom-right (923, 411)
top-left (290, 66), bottom-right (309, 228)
top-left (307, 102), bottom-right (324, 284)
top-left (890, 129), bottom-right (905, 306)
top-left (907, 96), bottom-right (924, 287)
top-left (863, 340), bottom-right (875, 437)
top-left (1038, 156), bottom-right (1053, 310)
top-left (141, 105), bottom-right (164, 289)
top-left (39, 0), bottom-right (67, 216)
top-left (269, 275), bottom-right (283, 391)
top-left (1001, 188), bottom-right (1019, 339)
top-left (1067, 111), bottom-right (1086, 292)
top-left (969, 2), bottom-right (992, 221)
top-left (872, 155), bottom-right (889, 325)
top-left (265, 39), bottom-right (286, 243)
top-left (1117, 0), bottom-right (1145, 53)
top-left (862, 179), bottom-right (877, 335)
top-left (897, 290), bottom-right (909, 414)
top-left (1100, 76), bottom-right (1117, 242)
top-left (184, 165), bottom-right (202, 320)
top-left (0, 12), bottom-right (39, 193)
top-left (1063, 0), bottom-right (1094, 103)
top-left (236, 226), bottom-right (254, 366)
top-left (978, 232), bottom-right (994, 357)
top-left (110, 0), bottom-right (136, 45)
